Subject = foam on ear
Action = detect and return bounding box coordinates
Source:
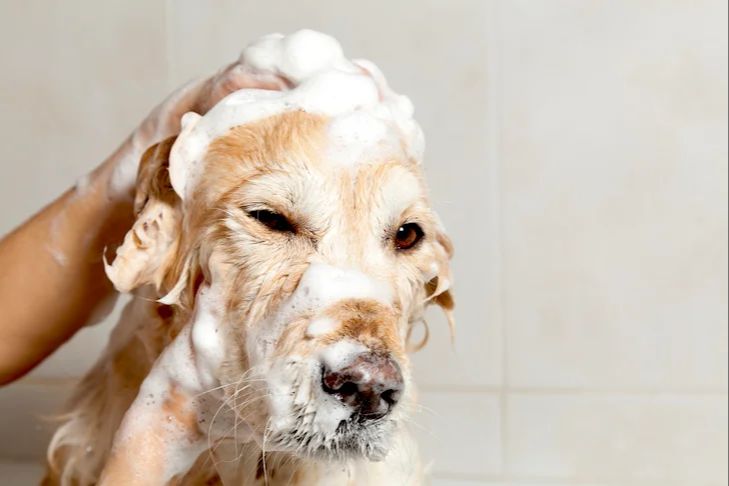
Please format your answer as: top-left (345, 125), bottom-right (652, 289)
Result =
top-left (169, 111), bottom-right (202, 200)
top-left (106, 137), bottom-right (183, 294)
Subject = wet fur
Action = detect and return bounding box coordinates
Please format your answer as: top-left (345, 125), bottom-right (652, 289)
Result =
top-left (45, 111), bottom-right (453, 485)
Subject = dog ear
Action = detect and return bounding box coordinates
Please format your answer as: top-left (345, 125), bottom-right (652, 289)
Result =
top-left (425, 226), bottom-right (455, 339)
top-left (105, 136), bottom-right (182, 294)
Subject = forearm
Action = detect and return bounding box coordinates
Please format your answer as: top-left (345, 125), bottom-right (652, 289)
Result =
top-left (0, 79), bottom-right (210, 384)
top-left (0, 155), bottom-right (134, 384)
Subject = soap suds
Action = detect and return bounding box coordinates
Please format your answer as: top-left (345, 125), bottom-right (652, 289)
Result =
top-left (319, 339), bottom-right (367, 372)
top-left (425, 261), bottom-right (439, 281)
top-left (169, 29), bottom-right (424, 201)
top-left (46, 206), bottom-right (68, 267)
top-left (46, 243), bottom-right (68, 267)
top-left (248, 262), bottom-right (392, 368)
top-left (306, 316), bottom-right (338, 338)
top-left (189, 283), bottom-right (227, 390)
top-left (74, 173), bottom-right (92, 197)
top-left (296, 263), bottom-right (393, 308)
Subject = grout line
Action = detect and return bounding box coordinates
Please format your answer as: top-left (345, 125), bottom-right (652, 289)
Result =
top-left (485, 0), bottom-right (509, 479)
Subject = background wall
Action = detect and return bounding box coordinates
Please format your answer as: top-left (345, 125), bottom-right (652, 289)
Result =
top-left (0, 1), bottom-right (727, 485)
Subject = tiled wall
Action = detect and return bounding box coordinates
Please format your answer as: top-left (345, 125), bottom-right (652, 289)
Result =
top-left (0, 1), bottom-right (726, 485)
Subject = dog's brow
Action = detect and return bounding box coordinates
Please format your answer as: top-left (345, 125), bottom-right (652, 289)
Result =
top-left (371, 165), bottom-right (424, 218)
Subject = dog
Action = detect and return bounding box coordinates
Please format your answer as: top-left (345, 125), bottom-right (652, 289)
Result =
top-left (44, 31), bottom-right (454, 485)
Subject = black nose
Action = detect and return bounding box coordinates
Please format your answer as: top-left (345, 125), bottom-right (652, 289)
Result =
top-left (321, 353), bottom-right (404, 421)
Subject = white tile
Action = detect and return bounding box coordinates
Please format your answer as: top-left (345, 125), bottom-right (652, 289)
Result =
top-left (414, 391), bottom-right (501, 477)
top-left (169, 0), bottom-right (502, 387)
top-left (0, 381), bottom-right (73, 460)
top-left (500, 1), bottom-right (728, 390)
top-left (0, 0), bottom-right (168, 235)
top-left (0, 460), bottom-right (45, 485)
top-left (506, 393), bottom-right (729, 484)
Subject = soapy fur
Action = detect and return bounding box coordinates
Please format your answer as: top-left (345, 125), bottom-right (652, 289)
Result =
top-left (168, 29), bottom-right (423, 201)
top-left (46, 30), bottom-right (453, 486)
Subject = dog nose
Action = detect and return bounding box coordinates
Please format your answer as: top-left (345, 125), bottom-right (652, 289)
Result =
top-left (321, 353), bottom-right (403, 421)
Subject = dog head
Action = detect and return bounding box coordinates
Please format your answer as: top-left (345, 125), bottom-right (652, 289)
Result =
top-left (106, 31), bottom-right (454, 462)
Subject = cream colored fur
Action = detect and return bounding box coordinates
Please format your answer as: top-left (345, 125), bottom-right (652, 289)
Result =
top-left (45, 112), bottom-right (453, 485)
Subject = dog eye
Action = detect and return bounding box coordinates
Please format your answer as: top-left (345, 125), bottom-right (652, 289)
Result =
top-left (248, 209), bottom-right (296, 233)
top-left (394, 222), bottom-right (424, 250)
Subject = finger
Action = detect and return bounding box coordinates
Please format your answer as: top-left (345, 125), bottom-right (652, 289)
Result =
top-left (194, 63), bottom-right (290, 114)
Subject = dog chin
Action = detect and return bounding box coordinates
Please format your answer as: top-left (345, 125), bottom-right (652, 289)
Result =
top-left (268, 417), bottom-right (396, 462)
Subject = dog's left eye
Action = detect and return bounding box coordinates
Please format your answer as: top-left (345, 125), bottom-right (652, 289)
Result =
top-left (248, 209), bottom-right (296, 233)
top-left (394, 222), bottom-right (424, 250)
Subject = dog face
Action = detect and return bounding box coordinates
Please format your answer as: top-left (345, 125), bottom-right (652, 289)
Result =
top-left (108, 110), bottom-right (453, 461)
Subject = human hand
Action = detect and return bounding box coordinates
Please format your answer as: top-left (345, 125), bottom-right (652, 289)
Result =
top-left (103, 59), bottom-right (289, 200)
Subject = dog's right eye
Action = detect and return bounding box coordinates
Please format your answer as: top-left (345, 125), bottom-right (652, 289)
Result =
top-left (248, 209), bottom-right (296, 233)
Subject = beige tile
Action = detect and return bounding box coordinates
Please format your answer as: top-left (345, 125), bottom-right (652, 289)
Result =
top-left (0, 461), bottom-right (45, 485)
top-left (506, 393), bottom-right (729, 484)
top-left (414, 391), bottom-right (501, 477)
top-left (169, 0), bottom-right (502, 387)
top-left (500, 1), bottom-right (728, 390)
top-left (0, 381), bottom-right (73, 460)
top-left (0, 0), bottom-right (167, 235)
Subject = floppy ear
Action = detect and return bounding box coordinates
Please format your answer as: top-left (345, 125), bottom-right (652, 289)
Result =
top-left (104, 136), bottom-right (182, 294)
top-left (425, 227), bottom-right (455, 339)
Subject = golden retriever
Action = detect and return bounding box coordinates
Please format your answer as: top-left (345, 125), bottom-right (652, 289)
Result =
top-left (45, 30), bottom-right (454, 486)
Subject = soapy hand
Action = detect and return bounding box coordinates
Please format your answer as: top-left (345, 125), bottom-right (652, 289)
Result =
top-left (105, 60), bottom-right (289, 200)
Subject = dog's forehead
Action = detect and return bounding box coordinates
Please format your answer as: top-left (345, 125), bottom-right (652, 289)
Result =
top-left (199, 110), bottom-right (427, 209)
top-left (322, 110), bottom-right (412, 170)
